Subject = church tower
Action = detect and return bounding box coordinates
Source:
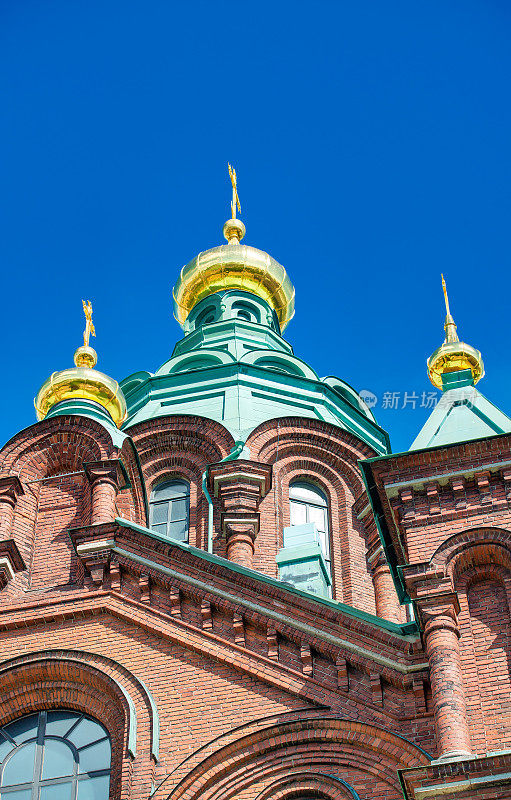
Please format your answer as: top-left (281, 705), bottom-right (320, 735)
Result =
top-left (0, 174), bottom-right (509, 799)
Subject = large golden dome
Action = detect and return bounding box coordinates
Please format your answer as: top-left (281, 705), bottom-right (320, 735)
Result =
top-left (172, 218), bottom-right (295, 330)
top-left (35, 346), bottom-right (127, 428)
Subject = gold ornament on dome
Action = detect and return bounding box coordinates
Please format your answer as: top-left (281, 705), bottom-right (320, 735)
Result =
top-left (172, 163), bottom-right (295, 330)
top-left (228, 162), bottom-right (241, 219)
top-left (82, 299), bottom-right (96, 347)
top-left (427, 275), bottom-right (484, 389)
top-left (34, 300), bottom-right (127, 427)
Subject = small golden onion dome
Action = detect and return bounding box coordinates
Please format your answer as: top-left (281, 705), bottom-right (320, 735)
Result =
top-left (427, 275), bottom-right (485, 389)
top-left (172, 218), bottom-right (295, 330)
top-left (35, 345), bottom-right (127, 428)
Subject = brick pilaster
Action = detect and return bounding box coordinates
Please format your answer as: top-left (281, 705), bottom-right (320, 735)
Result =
top-left (84, 460), bottom-right (124, 525)
top-left (0, 475), bottom-right (24, 540)
top-left (404, 565), bottom-right (472, 760)
top-left (209, 460), bottom-right (271, 569)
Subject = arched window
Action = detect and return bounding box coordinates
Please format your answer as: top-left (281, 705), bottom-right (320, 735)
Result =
top-left (0, 710), bottom-right (110, 798)
top-left (231, 301), bottom-right (259, 323)
top-left (289, 482), bottom-right (331, 570)
top-left (195, 306), bottom-right (216, 328)
top-left (150, 479), bottom-right (190, 542)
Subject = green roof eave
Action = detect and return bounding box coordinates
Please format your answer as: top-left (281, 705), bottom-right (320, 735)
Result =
top-left (115, 517), bottom-right (417, 638)
top-left (121, 361), bottom-right (390, 454)
top-left (409, 383), bottom-right (511, 451)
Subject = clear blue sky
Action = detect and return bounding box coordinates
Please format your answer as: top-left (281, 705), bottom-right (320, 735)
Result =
top-left (1, 0), bottom-right (510, 453)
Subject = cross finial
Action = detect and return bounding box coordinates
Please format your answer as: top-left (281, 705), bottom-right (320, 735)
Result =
top-left (440, 275), bottom-right (459, 344)
top-left (82, 299), bottom-right (96, 348)
top-left (228, 163), bottom-right (241, 219)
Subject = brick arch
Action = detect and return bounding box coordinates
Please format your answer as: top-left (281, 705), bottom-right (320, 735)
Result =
top-left (454, 561), bottom-right (511, 755)
top-left (0, 415), bottom-right (117, 472)
top-left (246, 418), bottom-right (377, 469)
top-left (258, 452), bottom-right (375, 613)
top-left (2, 422), bottom-right (121, 594)
top-left (0, 658), bottom-right (132, 800)
top-left (118, 438), bottom-right (147, 526)
top-left (255, 773), bottom-right (360, 800)
top-left (154, 716), bottom-right (429, 800)
top-left (129, 416), bottom-right (235, 465)
top-left (429, 526), bottom-right (511, 578)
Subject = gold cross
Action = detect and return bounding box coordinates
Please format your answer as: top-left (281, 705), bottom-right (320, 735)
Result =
top-left (82, 299), bottom-right (96, 348)
top-left (228, 163), bottom-right (241, 219)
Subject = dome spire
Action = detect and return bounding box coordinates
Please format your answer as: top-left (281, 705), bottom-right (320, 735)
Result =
top-left (441, 274), bottom-right (459, 344)
top-left (427, 275), bottom-right (484, 390)
top-left (35, 300), bottom-right (127, 427)
top-left (223, 162), bottom-right (246, 244)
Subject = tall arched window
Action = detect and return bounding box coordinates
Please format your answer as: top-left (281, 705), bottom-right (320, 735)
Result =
top-left (289, 482), bottom-right (331, 571)
top-left (0, 710), bottom-right (110, 798)
top-left (150, 479), bottom-right (190, 542)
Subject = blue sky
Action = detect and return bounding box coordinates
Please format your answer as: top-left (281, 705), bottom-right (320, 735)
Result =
top-left (1, 0), bottom-right (510, 453)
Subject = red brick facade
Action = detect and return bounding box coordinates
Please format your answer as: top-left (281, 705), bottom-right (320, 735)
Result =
top-left (0, 410), bottom-right (510, 798)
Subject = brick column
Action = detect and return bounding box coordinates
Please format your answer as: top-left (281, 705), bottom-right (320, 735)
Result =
top-left (209, 460), bottom-right (272, 569)
top-left (402, 564), bottom-right (472, 761)
top-left (0, 476), bottom-right (24, 540)
top-left (371, 552), bottom-right (402, 623)
top-left (0, 477), bottom-right (26, 587)
top-left (422, 598), bottom-right (471, 760)
top-left (84, 460), bottom-right (124, 526)
top-left (223, 519), bottom-right (258, 567)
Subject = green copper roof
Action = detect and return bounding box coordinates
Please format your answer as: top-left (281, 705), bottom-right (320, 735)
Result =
top-left (120, 290), bottom-right (389, 454)
top-left (410, 370), bottom-right (511, 450)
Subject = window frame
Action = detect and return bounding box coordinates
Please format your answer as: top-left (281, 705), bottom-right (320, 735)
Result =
top-left (149, 478), bottom-right (191, 543)
top-left (289, 481), bottom-right (331, 568)
top-left (0, 710), bottom-right (111, 799)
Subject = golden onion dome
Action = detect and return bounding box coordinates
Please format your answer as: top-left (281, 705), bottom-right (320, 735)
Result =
top-left (35, 342), bottom-right (127, 429)
top-left (427, 275), bottom-right (484, 389)
top-left (172, 217), bottom-right (295, 330)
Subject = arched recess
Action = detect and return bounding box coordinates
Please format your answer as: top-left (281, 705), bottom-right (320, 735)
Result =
top-left (430, 528), bottom-right (511, 755)
top-left (0, 648), bottom-right (161, 798)
top-left (151, 715), bottom-right (430, 800)
top-left (246, 419), bottom-right (378, 614)
top-left (0, 659), bottom-right (128, 799)
top-left (128, 417), bottom-right (235, 551)
top-left (255, 772), bottom-right (361, 800)
top-left (0, 417), bottom-right (122, 595)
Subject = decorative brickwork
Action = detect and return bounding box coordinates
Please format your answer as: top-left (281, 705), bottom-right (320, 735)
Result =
top-left (0, 397), bottom-right (509, 798)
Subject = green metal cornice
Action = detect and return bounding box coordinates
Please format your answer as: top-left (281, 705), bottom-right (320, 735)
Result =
top-left (121, 360), bottom-right (389, 453)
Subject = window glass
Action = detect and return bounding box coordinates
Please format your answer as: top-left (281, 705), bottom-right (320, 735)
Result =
top-left (0, 712), bottom-right (110, 799)
top-left (3, 716), bottom-right (38, 745)
top-left (44, 712), bottom-right (78, 739)
top-left (150, 480), bottom-right (190, 543)
top-left (151, 503), bottom-right (168, 525)
top-left (290, 500), bottom-right (307, 526)
top-left (289, 481), bottom-right (331, 564)
top-left (2, 742), bottom-right (37, 785)
top-left (41, 739), bottom-right (74, 779)
top-left (76, 774), bottom-right (110, 800)
top-left (39, 784), bottom-right (72, 800)
top-left (78, 739), bottom-right (110, 774)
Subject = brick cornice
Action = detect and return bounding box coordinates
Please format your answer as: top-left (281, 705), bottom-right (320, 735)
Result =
top-left (0, 539), bottom-right (26, 573)
top-left (0, 475), bottom-right (24, 506)
top-left (0, 591), bottom-right (413, 722)
top-left (399, 751), bottom-right (511, 799)
top-left (66, 520), bottom-right (427, 691)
